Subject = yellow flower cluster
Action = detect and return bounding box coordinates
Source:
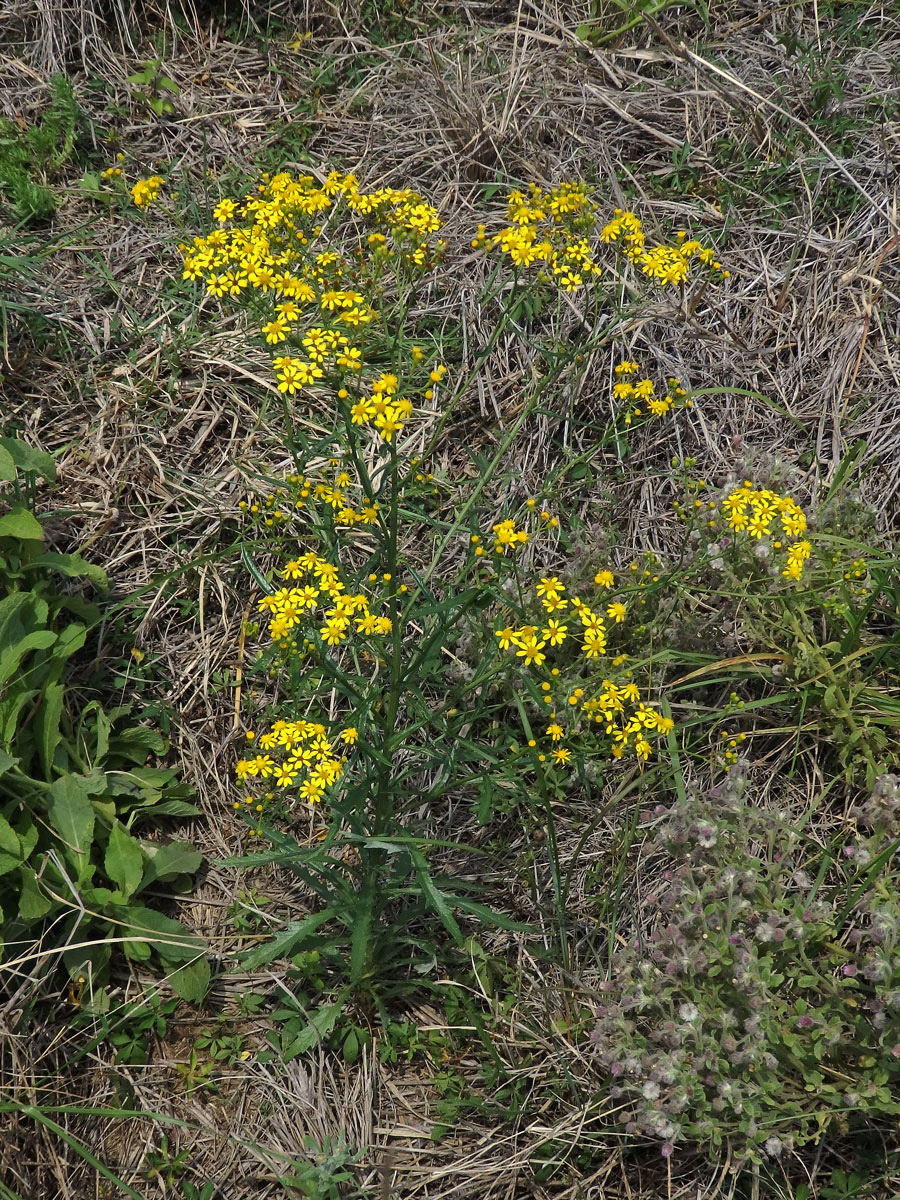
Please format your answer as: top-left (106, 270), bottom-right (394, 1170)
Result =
top-left (495, 570), bottom-right (672, 763)
top-left (235, 718), bottom-right (352, 805)
top-left (496, 576), bottom-right (617, 665)
top-left (721, 485), bottom-right (810, 580)
top-left (612, 359), bottom-right (689, 423)
top-left (239, 458), bottom-right (390, 531)
top-left (491, 518), bottom-right (530, 554)
top-left (181, 170), bottom-right (445, 444)
top-left (257, 552), bottom-right (392, 647)
top-left (472, 181), bottom-right (603, 290)
top-left (582, 684), bottom-right (674, 761)
top-left (132, 175), bottom-right (164, 208)
top-left (600, 211), bottom-right (728, 285)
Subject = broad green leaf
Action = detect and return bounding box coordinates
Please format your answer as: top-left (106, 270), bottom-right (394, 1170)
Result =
top-left (0, 812), bottom-right (22, 875)
top-left (167, 957), bottom-right (210, 1004)
top-left (122, 905), bottom-right (205, 963)
top-left (0, 591), bottom-right (38, 647)
top-left (0, 749), bottom-right (17, 776)
top-left (0, 507), bottom-right (44, 540)
top-left (109, 728), bottom-right (169, 764)
top-left (18, 866), bottom-right (52, 920)
top-left (15, 817), bottom-right (38, 860)
top-left (47, 775), bottom-right (96, 856)
top-left (50, 623), bottom-right (87, 663)
top-left (138, 841), bottom-right (202, 889)
top-left (36, 681), bottom-right (64, 778)
top-left (0, 628), bottom-right (57, 685)
top-left (0, 445), bottom-right (15, 482)
top-left (62, 941), bottom-right (111, 981)
top-left (22, 553), bottom-right (107, 589)
top-left (0, 437), bottom-right (56, 481)
top-left (105, 820), bottom-right (144, 898)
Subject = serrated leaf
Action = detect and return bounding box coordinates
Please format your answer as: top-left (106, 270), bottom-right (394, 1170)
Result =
top-left (47, 775), bottom-right (95, 857)
top-left (283, 1002), bottom-right (342, 1060)
top-left (409, 847), bottom-right (462, 945)
top-left (239, 909), bottom-right (337, 970)
top-left (105, 820), bottom-right (144, 898)
top-left (0, 507), bottom-right (44, 540)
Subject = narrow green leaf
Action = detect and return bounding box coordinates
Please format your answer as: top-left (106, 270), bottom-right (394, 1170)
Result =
top-left (239, 909), bottom-right (337, 970)
top-left (36, 681), bottom-right (64, 778)
top-left (0, 629), bottom-right (56, 685)
top-left (409, 847), bottom-right (462, 945)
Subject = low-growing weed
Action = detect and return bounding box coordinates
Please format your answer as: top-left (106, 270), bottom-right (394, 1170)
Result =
top-left (0, 437), bottom-right (206, 1006)
top-left (0, 76), bottom-right (82, 220)
top-left (591, 765), bottom-right (900, 1163)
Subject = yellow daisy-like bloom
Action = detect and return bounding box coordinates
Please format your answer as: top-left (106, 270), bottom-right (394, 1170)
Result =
top-left (541, 593), bottom-right (568, 613)
top-left (542, 620), bottom-right (568, 646)
top-left (537, 577), bottom-right (564, 599)
top-left (495, 626), bottom-right (516, 651)
top-left (594, 570), bottom-right (614, 588)
top-left (262, 318), bottom-right (289, 344)
top-left (607, 602), bottom-right (626, 623)
top-left (516, 636), bottom-right (547, 667)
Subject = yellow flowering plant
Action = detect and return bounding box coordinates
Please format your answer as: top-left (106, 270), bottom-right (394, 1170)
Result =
top-left (662, 463), bottom-right (900, 783)
top-left (474, 182), bottom-right (728, 321)
top-left (178, 171), bottom-right (698, 999)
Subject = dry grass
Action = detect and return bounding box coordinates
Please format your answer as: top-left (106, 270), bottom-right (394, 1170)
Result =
top-left (2, 1), bottom-right (900, 1196)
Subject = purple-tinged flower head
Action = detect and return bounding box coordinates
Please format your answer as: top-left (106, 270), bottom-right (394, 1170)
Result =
top-left (797, 1015), bottom-right (813, 1029)
top-left (842, 963), bottom-right (858, 978)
